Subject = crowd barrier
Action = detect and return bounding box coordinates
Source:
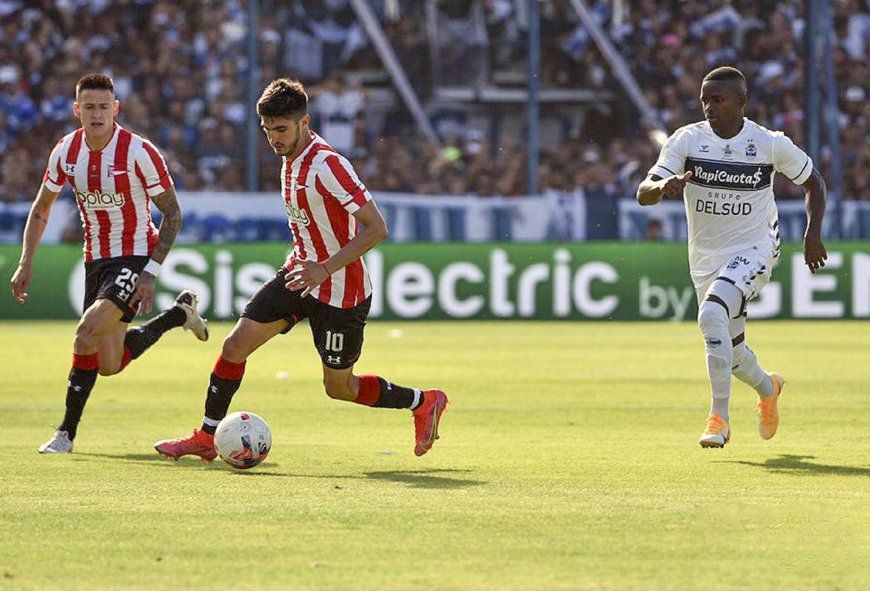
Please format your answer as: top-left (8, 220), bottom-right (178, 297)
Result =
top-left (1, 192), bottom-right (869, 244)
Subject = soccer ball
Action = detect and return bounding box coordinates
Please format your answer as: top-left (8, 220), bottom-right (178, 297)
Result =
top-left (214, 411), bottom-right (272, 470)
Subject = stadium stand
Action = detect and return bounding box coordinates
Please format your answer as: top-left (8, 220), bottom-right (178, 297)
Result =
top-left (0, 0), bottom-right (866, 210)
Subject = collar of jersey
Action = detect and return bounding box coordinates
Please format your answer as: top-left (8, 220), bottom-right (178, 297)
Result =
top-left (285, 131), bottom-right (322, 168)
top-left (704, 117), bottom-right (750, 142)
top-left (83, 122), bottom-right (121, 153)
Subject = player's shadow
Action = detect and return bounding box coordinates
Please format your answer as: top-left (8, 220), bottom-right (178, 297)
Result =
top-left (362, 468), bottom-right (484, 489)
top-left (75, 452), bottom-right (171, 465)
top-left (723, 454), bottom-right (870, 477)
top-left (75, 452), bottom-right (273, 470)
top-left (71, 454), bottom-right (484, 487)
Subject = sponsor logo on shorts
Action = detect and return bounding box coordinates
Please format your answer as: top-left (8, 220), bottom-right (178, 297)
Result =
top-left (726, 256), bottom-right (751, 269)
top-left (76, 190), bottom-right (126, 209)
top-left (326, 355), bottom-right (342, 365)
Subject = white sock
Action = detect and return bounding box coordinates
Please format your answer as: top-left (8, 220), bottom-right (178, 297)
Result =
top-left (699, 300), bottom-right (732, 419)
top-left (710, 396), bottom-right (730, 422)
top-left (733, 344), bottom-right (774, 397)
top-left (409, 389), bottom-right (423, 410)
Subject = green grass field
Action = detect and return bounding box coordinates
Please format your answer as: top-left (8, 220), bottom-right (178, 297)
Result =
top-left (1, 320), bottom-right (868, 590)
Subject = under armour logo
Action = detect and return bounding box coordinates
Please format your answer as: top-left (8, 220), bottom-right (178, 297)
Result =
top-left (210, 386), bottom-right (218, 393)
top-left (327, 355), bottom-right (342, 364)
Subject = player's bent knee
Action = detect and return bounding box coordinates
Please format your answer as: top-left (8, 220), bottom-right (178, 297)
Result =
top-left (221, 335), bottom-right (250, 364)
top-left (98, 364), bottom-right (121, 377)
top-left (698, 300), bottom-right (729, 332)
top-left (74, 323), bottom-right (101, 351)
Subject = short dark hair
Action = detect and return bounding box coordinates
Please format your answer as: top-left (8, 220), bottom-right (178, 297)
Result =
top-left (256, 78), bottom-right (307, 120)
top-left (703, 66), bottom-right (746, 86)
top-left (76, 73), bottom-right (114, 98)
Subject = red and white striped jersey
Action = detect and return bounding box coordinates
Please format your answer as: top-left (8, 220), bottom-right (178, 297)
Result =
top-left (42, 124), bottom-right (173, 262)
top-left (281, 132), bottom-right (373, 309)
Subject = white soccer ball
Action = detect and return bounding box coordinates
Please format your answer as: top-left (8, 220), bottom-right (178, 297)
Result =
top-left (214, 411), bottom-right (272, 470)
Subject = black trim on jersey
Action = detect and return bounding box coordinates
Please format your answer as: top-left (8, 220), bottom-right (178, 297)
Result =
top-left (685, 157), bottom-right (774, 191)
top-left (687, 156), bottom-right (772, 166)
top-left (655, 164), bottom-right (677, 176)
top-left (736, 295), bottom-right (747, 319)
top-left (789, 157), bottom-right (810, 182)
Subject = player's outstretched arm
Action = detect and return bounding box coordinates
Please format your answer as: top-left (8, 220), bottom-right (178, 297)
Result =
top-left (636, 172), bottom-right (693, 206)
top-left (800, 168), bottom-right (827, 274)
top-left (10, 185), bottom-right (61, 305)
top-left (128, 187), bottom-right (183, 313)
top-left (285, 200), bottom-right (388, 297)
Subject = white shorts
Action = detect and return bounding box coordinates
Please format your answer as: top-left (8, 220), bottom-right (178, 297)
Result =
top-left (693, 246), bottom-right (779, 313)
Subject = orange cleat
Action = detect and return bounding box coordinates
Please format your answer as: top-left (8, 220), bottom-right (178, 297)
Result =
top-left (413, 389), bottom-right (448, 456)
top-left (757, 372), bottom-right (785, 440)
top-left (699, 413), bottom-right (731, 448)
top-left (154, 429), bottom-right (217, 462)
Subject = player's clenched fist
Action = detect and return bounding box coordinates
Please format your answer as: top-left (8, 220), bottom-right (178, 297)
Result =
top-left (10, 263), bottom-right (32, 305)
top-left (660, 171), bottom-right (693, 198)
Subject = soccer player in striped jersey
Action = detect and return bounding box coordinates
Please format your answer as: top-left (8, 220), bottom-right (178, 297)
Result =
top-left (637, 66), bottom-right (828, 448)
top-left (155, 78), bottom-right (448, 461)
top-left (10, 74), bottom-right (209, 454)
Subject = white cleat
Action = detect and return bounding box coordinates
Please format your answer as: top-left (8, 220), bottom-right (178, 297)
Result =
top-left (698, 414), bottom-right (731, 448)
top-left (175, 290), bottom-right (209, 341)
top-left (38, 430), bottom-right (73, 454)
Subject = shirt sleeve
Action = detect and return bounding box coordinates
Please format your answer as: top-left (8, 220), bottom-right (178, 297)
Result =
top-left (134, 139), bottom-right (174, 197)
top-left (41, 139), bottom-right (68, 192)
top-left (648, 130), bottom-right (687, 179)
top-left (315, 153), bottom-right (372, 214)
top-left (772, 133), bottom-right (813, 184)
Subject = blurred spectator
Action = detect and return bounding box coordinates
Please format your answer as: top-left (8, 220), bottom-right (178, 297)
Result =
top-left (310, 71), bottom-right (367, 156)
top-left (0, 0), bottom-right (865, 205)
top-left (433, 0), bottom-right (489, 88)
top-left (646, 219), bottom-right (664, 241)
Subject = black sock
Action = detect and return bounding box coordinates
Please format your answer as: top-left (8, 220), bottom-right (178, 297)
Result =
top-left (124, 306), bottom-right (186, 359)
top-left (202, 374), bottom-right (243, 434)
top-left (59, 357), bottom-right (100, 440)
top-left (373, 377), bottom-right (418, 409)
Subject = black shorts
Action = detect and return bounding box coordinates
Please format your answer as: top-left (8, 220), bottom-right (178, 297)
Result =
top-left (83, 255), bottom-right (149, 323)
top-left (241, 268), bottom-right (371, 370)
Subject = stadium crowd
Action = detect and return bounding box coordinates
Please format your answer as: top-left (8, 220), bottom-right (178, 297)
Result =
top-left (0, 0), bottom-right (866, 205)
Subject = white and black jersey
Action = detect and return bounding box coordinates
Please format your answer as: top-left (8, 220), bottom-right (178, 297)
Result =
top-left (648, 118), bottom-right (812, 280)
